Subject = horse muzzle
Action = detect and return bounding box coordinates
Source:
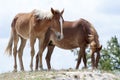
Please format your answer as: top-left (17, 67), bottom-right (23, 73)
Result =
top-left (55, 32), bottom-right (64, 41)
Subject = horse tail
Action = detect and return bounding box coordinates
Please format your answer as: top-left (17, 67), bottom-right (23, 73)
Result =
top-left (5, 30), bottom-right (13, 56)
top-left (5, 16), bottom-right (18, 56)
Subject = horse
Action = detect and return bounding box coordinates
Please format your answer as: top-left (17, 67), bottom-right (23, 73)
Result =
top-left (5, 8), bottom-right (64, 72)
top-left (35, 18), bottom-right (102, 70)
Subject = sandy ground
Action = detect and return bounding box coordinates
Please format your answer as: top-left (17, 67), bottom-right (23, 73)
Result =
top-left (0, 69), bottom-right (119, 80)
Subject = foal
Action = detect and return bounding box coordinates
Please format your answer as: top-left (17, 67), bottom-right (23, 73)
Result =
top-left (36, 18), bottom-right (102, 70)
top-left (5, 8), bottom-right (64, 72)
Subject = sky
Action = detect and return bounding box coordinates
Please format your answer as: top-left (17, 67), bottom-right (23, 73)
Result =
top-left (0, 0), bottom-right (120, 73)
top-left (0, 0), bottom-right (120, 43)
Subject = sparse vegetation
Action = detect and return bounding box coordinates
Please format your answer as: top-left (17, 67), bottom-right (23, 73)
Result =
top-left (0, 70), bottom-right (119, 80)
top-left (99, 36), bottom-right (120, 71)
top-left (72, 36), bottom-right (120, 71)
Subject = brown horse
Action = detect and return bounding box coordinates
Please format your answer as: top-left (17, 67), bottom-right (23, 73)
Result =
top-left (35, 18), bottom-right (102, 70)
top-left (5, 8), bottom-right (64, 72)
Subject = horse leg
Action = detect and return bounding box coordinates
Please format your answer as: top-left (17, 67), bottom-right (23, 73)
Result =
top-left (45, 45), bottom-right (55, 70)
top-left (76, 47), bottom-right (84, 69)
top-left (38, 38), bottom-right (48, 70)
top-left (18, 37), bottom-right (27, 71)
top-left (35, 30), bottom-right (51, 70)
top-left (13, 34), bottom-right (19, 72)
top-left (95, 52), bottom-right (100, 68)
top-left (76, 46), bottom-right (86, 69)
top-left (35, 44), bottom-right (53, 71)
top-left (35, 54), bottom-right (39, 71)
top-left (83, 49), bottom-right (87, 68)
top-left (76, 51), bottom-right (82, 69)
top-left (91, 51), bottom-right (95, 69)
top-left (30, 37), bottom-right (36, 71)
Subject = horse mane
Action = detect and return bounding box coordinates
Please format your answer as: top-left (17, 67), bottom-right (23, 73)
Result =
top-left (33, 9), bottom-right (53, 20)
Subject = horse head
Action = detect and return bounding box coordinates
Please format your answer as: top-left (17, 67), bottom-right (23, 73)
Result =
top-left (90, 40), bottom-right (102, 68)
top-left (50, 8), bottom-right (64, 41)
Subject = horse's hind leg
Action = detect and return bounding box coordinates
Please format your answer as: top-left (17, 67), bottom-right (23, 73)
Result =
top-left (76, 46), bottom-right (86, 69)
top-left (45, 45), bottom-right (55, 70)
top-left (13, 34), bottom-right (19, 72)
top-left (83, 50), bottom-right (87, 68)
top-left (30, 37), bottom-right (36, 71)
top-left (76, 49), bottom-right (82, 69)
top-left (18, 37), bottom-right (27, 71)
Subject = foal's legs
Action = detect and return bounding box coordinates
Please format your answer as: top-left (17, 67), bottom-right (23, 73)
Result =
top-left (13, 34), bottom-right (19, 72)
top-left (76, 46), bottom-right (86, 69)
top-left (18, 37), bottom-right (27, 71)
top-left (35, 54), bottom-right (39, 70)
top-left (30, 37), bottom-right (36, 71)
top-left (38, 38), bottom-right (49, 70)
top-left (45, 45), bottom-right (55, 70)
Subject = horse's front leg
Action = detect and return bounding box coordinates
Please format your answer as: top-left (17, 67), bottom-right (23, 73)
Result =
top-left (30, 37), bottom-right (36, 71)
top-left (91, 51), bottom-right (95, 69)
top-left (35, 54), bottom-right (39, 71)
top-left (45, 45), bottom-right (55, 70)
top-left (95, 52), bottom-right (100, 68)
top-left (38, 38), bottom-right (48, 70)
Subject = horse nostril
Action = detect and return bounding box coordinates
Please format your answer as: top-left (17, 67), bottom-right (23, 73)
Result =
top-left (57, 35), bottom-right (61, 39)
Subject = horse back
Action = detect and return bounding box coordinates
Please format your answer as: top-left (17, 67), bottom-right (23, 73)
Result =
top-left (11, 11), bottom-right (34, 39)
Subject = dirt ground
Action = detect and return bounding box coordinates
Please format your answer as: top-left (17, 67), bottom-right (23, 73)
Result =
top-left (0, 69), bottom-right (119, 80)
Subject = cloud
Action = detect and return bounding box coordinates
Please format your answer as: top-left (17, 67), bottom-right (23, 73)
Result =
top-left (97, 0), bottom-right (120, 15)
top-left (0, 0), bottom-right (120, 45)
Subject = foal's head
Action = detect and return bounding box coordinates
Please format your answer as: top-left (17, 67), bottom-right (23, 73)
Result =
top-left (50, 8), bottom-right (64, 41)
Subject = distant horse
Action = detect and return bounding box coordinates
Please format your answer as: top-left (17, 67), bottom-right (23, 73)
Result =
top-left (35, 18), bottom-right (102, 70)
top-left (5, 8), bottom-right (64, 72)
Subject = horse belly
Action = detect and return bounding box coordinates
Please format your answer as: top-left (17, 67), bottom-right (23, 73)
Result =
top-left (53, 39), bottom-right (79, 49)
top-left (16, 27), bottom-right (29, 39)
top-left (19, 32), bottom-right (29, 39)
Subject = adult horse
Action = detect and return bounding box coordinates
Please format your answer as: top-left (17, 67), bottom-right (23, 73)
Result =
top-left (35, 18), bottom-right (102, 70)
top-left (5, 8), bottom-right (64, 72)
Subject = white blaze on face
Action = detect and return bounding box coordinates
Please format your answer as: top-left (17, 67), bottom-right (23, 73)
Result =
top-left (59, 16), bottom-right (64, 39)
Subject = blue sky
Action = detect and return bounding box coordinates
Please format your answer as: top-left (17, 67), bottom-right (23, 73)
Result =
top-left (0, 0), bottom-right (120, 73)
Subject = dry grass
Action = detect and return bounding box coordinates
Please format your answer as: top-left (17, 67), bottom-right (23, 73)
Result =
top-left (0, 70), bottom-right (119, 80)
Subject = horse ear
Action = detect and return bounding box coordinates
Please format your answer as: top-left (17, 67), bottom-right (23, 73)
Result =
top-left (98, 45), bottom-right (102, 51)
top-left (61, 9), bottom-right (64, 15)
top-left (51, 8), bottom-right (55, 15)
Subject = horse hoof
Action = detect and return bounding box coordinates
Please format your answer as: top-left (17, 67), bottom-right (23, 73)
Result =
top-left (82, 67), bottom-right (87, 70)
top-left (30, 69), bottom-right (33, 72)
top-left (21, 69), bottom-right (25, 72)
top-left (30, 67), bottom-right (33, 72)
top-left (13, 69), bottom-right (17, 72)
top-left (35, 69), bottom-right (38, 72)
top-left (40, 68), bottom-right (44, 71)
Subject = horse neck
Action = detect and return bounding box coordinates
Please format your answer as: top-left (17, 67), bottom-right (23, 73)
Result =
top-left (43, 19), bottom-right (52, 27)
top-left (88, 27), bottom-right (100, 48)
